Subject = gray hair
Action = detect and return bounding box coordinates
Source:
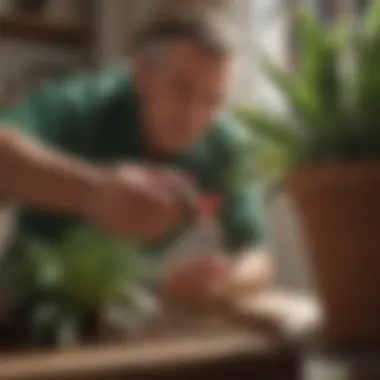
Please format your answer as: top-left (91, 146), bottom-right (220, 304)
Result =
top-left (131, 11), bottom-right (237, 62)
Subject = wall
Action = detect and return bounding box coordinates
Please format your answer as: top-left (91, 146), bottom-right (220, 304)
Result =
top-left (0, 39), bottom-right (80, 84)
top-left (95, 0), bottom-right (151, 67)
top-left (0, 1), bottom-right (93, 96)
top-left (231, 0), bottom-right (289, 108)
top-left (95, 0), bottom-right (233, 67)
top-left (0, 0), bottom-right (148, 95)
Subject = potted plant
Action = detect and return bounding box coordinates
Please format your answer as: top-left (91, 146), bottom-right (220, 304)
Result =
top-left (0, 229), bottom-right (159, 350)
top-left (236, 1), bottom-right (380, 348)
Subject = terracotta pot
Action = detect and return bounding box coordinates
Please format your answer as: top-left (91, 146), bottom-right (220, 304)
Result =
top-left (286, 161), bottom-right (380, 347)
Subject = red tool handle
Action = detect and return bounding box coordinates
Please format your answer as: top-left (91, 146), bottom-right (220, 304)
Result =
top-left (197, 193), bottom-right (222, 217)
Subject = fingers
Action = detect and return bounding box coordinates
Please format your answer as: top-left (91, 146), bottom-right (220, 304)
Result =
top-left (228, 251), bottom-right (274, 297)
top-left (153, 169), bottom-right (198, 217)
top-left (86, 164), bottom-right (199, 242)
top-left (161, 252), bottom-right (274, 313)
top-left (161, 255), bottom-right (231, 310)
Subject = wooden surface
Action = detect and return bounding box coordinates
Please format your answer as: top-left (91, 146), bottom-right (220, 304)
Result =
top-left (0, 331), bottom-right (297, 380)
top-left (0, 14), bottom-right (90, 46)
top-left (227, 290), bottom-right (321, 342)
top-left (0, 290), bottom-right (317, 380)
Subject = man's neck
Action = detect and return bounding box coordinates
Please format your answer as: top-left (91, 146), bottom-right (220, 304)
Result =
top-left (145, 141), bottom-right (168, 162)
top-left (135, 87), bottom-right (172, 162)
top-left (139, 110), bottom-right (169, 162)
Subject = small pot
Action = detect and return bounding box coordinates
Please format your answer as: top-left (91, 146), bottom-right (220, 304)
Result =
top-left (287, 161), bottom-right (380, 348)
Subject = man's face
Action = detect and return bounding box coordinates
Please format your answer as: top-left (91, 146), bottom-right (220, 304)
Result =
top-left (138, 40), bottom-right (231, 155)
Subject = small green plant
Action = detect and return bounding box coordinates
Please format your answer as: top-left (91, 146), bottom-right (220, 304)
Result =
top-left (6, 229), bottom-right (157, 347)
top-left (235, 1), bottom-right (380, 182)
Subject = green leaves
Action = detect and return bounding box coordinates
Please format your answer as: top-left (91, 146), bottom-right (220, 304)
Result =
top-left (236, 3), bottom-right (380, 182)
top-left (362, 0), bottom-right (380, 39)
top-left (15, 229), bottom-right (156, 346)
top-left (235, 106), bottom-right (307, 181)
top-left (235, 107), bottom-right (298, 146)
top-left (25, 229), bottom-right (152, 309)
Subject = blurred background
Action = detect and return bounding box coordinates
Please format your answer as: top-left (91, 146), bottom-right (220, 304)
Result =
top-left (0, 0), bottom-right (291, 109)
top-left (0, 0), bottom-right (368, 107)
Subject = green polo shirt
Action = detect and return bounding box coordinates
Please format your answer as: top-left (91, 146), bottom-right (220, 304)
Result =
top-left (0, 67), bottom-right (264, 254)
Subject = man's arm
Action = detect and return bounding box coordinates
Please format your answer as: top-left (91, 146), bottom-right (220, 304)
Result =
top-left (0, 73), bottom-right (112, 215)
top-left (0, 127), bottom-right (191, 241)
top-left (0, 72), bottom-right (193, 241)
top-left (0, 127), bottom-right (102, 216)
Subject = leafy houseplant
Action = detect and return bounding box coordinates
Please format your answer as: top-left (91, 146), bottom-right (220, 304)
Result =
top-left (1, 229), bottom-right (158, 349)
top-left (236, 2), bottom-right (380, 347)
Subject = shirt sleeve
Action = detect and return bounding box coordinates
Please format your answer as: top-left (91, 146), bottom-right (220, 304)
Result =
top-left (214, 120), bottom-right (266, 253)
top-left (1, 79), bottom-right (82, 148)
top-left (219, 180), bottom-right (266, 252)
top-left (0, 69), bottom-right (127, 153)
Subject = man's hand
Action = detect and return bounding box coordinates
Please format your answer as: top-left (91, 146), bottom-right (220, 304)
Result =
top-left (0, 130), bottom-right (194, 242)
top-left (161, 254), bottom-right (231, 310)
top-left (228, 250), bottom-right (274, 297)
top-left (161, 251), bottom-right (273, 310)
top-left (86, 165), bottom-right (194, 242)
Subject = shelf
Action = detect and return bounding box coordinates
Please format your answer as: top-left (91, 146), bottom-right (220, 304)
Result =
top-left (0, 95), bottom-right (20, 109)
top-left (0, 14), bottom-right (91, 47)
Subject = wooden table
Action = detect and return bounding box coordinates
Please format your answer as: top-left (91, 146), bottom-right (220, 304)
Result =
top-left (0, 326), bottom-right (299, 380)
top-left (0, 289), bottom-right (319, 380)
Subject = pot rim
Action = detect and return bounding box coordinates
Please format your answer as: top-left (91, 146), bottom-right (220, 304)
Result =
top-left (264, 160), bottom-right (380, 203)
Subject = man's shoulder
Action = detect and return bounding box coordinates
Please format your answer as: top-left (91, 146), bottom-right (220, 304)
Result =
top-left (194, 115), bottom-right (254, 191)
top-left (59, 66), bottom-right (132, 104)
top-left (206, 114), bottom-right (253, 162)
top-left (69, 66), bottom-right (131, 87)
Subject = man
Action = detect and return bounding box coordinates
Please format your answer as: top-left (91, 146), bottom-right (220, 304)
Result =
top-left (0, 13), bottom-right (271, 308)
